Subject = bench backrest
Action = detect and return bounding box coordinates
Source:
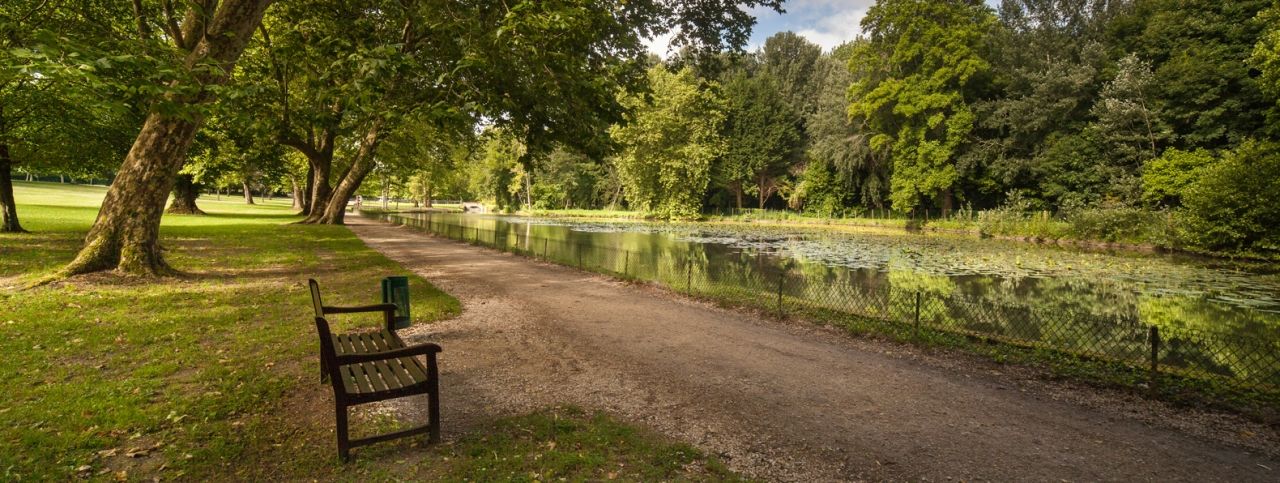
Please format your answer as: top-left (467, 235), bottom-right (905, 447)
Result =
top-left (312, 316), bottom-right (340, 385)
top-left (308, 279), bottom-right (325, 318)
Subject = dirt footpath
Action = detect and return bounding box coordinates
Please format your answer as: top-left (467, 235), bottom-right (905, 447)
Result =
top-left (346, 216), bottom-right (1279, 482)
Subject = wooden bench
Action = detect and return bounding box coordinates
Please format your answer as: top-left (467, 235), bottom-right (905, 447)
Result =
top-left (309, 279), bottom-right (404, 382)
top-left (308, 279), bottom-right (442, 460)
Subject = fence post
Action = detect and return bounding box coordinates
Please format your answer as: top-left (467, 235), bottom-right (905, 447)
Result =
top-left (776, 272), bottom-right (785, 317)
top-left (578, 246), bottom-right (583, 268)
top-left (913, 292), bottom-right (922, 337)
top-left (1149, 326), bottom-right (1160, 393)
top-left (624, 251), bottom-right (630, 277)
top-left (685, 260), bottom-right (692, 293)
top-left (543, 238), bottom-right (548, 259)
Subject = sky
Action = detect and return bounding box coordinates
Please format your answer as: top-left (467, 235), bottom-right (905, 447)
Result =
top-left (644, 0), bottom-right (875, 57)
top-left (645, 0), bottom-right (1000, 57)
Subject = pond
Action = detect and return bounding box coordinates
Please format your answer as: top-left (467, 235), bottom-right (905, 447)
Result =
top-left (372, 210), bottom-right (1280, 387)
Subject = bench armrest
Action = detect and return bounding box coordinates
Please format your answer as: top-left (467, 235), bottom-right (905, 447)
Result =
top-left (323, 303), bottom-right (400, 332)
top-left (335, 343), bottom-right (443, 365)
top-left (322, 303), bottom-right (398, 315)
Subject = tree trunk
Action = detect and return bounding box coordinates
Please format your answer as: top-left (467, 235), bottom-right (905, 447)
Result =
top-left (0, 145), bottom-right (25, 233)
top-left (733, 183), bottom-right (743, 210)
top-left (424, 183), bottom-right (433, 208)
top-left (318, 121), bottom-right (383, 225)
top-left (300, 164), bottom-right (314, 215)
top-left (243, 179), bottom-right (255, 204)
top-left (291, 176), bottom-right (304, 210)
top-left (302, 159), bottom-right (333, 223)
top-left (166, 173), bottom-right (204, 214)
top-left (60, 0), bottom-right (274, 277)
top-left (61, 115), bottom-right (205, 276)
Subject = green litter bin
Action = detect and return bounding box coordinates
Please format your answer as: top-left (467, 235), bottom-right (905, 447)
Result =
top-left (381, 276), bottom-right (411, 329)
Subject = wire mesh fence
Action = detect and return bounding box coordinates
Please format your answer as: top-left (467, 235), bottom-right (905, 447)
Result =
top-left (366, 210), bottom-right (1280, 396)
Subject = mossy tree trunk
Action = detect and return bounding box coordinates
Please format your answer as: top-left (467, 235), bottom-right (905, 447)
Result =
top-left (283, 134), bottom-right (336, 223)
top-left (0, 144), bottom-right (23, 233)
top-left (318, 121), bottom-right (383, 225)
top-left (290, 176), bottom-right (304, 210)
top-left (60, 0), bottom-right (274, 277)
top-left (63, 115), bottom-right (205, 275)
top-left (300, 164), bottom-right (313, 214)
top-left (167, 174), bottom-right (205, 214)
top-left (242, 179), bottom-right (255, 204)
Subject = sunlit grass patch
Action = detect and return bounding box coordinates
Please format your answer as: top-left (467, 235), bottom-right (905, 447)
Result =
top-left (0, 182), bottom-right (737, 481)
top-left (0, 182), bottom-right (460, 479)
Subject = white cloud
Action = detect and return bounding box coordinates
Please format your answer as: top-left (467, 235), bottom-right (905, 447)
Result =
top-left (795, 7), bottom-right (866, 51)
top-left (643, 30), bottom-right (678, 59)
top-left (643, 1), bottom-right (872, 58)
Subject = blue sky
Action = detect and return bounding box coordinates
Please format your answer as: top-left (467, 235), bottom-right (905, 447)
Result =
top-left (646, 0), bottom-right (1001, 56)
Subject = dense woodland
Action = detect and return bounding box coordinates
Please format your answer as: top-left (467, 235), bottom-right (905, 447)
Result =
top-left (2, 0), bottom-right (1280, 276)
top-left (449, 0), bottom-right (1280, 254)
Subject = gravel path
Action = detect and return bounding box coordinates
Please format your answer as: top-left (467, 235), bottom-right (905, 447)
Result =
top-left (347, 216), bottom-right (1279, 482)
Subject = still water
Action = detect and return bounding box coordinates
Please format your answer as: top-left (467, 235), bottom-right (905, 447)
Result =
top-left (379, 211), bottom-right (1280, 345)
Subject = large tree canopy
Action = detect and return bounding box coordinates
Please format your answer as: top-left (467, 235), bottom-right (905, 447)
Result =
top-left (10, 0), bottom-right (783, 276)
top-left (849, 0), bottom-right (999, 212)
top-left (613, 66), bottom-right (726, 219)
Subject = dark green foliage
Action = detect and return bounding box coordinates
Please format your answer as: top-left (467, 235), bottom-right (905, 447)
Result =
top-left (1117, 0), bottom-right (1273, 149)
top-left (1176, 140), bottom-right (1280, 251)
top-left (849, 0), bottom-right (1000, 212)
top-left (796, 157), bottom-right (857, 217)
top-left (715, 69), bottom-right (804, 209)
top-left (531, 149), bottom-right (610, 210)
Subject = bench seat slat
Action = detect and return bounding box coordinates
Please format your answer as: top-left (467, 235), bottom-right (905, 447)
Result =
top-left (400, 356), bottom-right (429, 383)
top-left (374, 359), bottom-right (406, 389)
top-left (356, 334), bottom-right (392, 392)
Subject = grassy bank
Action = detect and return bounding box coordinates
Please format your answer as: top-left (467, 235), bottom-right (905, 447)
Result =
top-left (0, 181), bottom-right (735, 481)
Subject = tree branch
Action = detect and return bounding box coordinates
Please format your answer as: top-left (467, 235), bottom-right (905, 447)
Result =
top-left (178, 0), bottom-right (219, 51)
top-left (130, 0), bottom-right (152, 38)
top-left (160, 0), bottom-right (186, 49)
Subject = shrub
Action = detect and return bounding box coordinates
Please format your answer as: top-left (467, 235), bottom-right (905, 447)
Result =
top-left (1176, 140), bottom-right (1280, 252)
top-left (1066, 206), bottom-right (1169, 244)
top-left (1142, 148), bottom-right (1215, 207)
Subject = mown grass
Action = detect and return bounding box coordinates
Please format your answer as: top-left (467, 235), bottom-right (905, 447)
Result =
top-left (0, 181), bottom-right (735, 481)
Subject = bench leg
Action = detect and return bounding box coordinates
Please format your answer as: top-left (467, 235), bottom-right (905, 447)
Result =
top-left (428, 389), bottom-right (441, 444)
top-left (428, 356), bottom-right (441, 444)
top-left (336, 403), bottom-right (351, 462)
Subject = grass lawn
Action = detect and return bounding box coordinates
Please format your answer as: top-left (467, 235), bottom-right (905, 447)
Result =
top-left (0, 181), bottom-right (737, 481)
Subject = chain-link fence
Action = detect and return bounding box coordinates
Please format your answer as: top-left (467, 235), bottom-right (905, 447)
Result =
top-left (366, 210), bottom-right (1280, 396)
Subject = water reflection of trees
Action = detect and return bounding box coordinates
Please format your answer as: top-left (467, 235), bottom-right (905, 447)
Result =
top-left (385, 212), bottom-right (1279, 390)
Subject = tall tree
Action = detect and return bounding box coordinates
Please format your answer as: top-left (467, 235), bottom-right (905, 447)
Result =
top-left (849, 0), bottom-right (999, 213)
top-left (25, 0), bottom-right (276, 276)
top-left (716, 70), bottom-right (803, 209)
top-left (975, 0), bottom-right (1116, 207)
top-left (1116, 0), bottom-right (1272, 150)
top-left (1085, 52), bottom-right (1169, 203)
top-left (760, 31), bottom-right (823, 119)
top-left (613, 66), bottom-right (726, 219)
top-left (1, 1), bottom-right (140, 232)
top-left (307, 0), bottom-right (785, 225)
top-left (1253, 2), bottom-right (1280, 119)
top-left (803, 42), bottom-right (888, 210)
